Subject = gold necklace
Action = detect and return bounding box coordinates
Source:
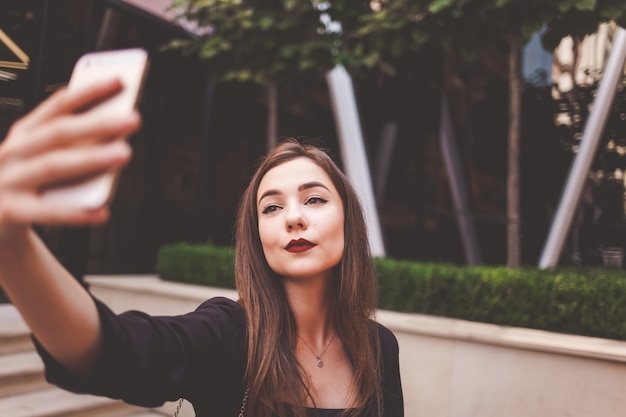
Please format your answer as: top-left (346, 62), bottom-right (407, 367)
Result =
top-left (297, 334), bottom-right (337, 368)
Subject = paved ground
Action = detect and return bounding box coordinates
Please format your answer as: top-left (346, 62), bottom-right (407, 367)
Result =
top-left (0, 304), bottom-right (21, 321)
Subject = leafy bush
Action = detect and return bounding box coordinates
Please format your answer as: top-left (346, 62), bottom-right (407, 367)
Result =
top-left (157, 243), bottom-right (626, 340)
top-left (156, 242), bottom-right (235, 289)
top-left (376, 259), bottom-right (626, 340)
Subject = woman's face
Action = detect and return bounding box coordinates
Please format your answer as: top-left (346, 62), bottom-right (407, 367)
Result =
top-left (257, 157), bottom-right (344, 281)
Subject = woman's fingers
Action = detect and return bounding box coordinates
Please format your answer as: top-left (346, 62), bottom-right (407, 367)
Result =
top-left (4, 108), bottom-right (141, 160)
top-left (0, 140), bottom-right (132, 190)
top-left (3, 77), bottom-right (139, 159)
top-left (0, 191), bottom-right (110, 226)
top-left (0, 78), bottom-right (141, 230)
top-left (0, 141), bottom-right (126, 226)
top-left (19, 78), bottom-right (124, 129)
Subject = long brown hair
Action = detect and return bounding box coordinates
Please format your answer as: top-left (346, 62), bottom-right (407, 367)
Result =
top-left (234, 139), bottom-right (382, 417)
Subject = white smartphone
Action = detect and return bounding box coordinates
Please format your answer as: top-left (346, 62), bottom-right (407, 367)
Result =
top-left (41, 48), bottom-right (149, 209)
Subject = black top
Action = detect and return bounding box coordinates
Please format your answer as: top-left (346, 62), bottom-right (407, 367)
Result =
top-left (34, 296), bottom-right (404, 417)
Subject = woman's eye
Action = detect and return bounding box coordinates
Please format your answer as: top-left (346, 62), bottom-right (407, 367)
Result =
top-left (305, 197), bottom-right (328, 206)
top-left (262, 204), bottom-right (281, 214)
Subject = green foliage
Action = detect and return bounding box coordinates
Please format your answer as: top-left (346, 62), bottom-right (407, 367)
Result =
top-left (329, 0), bottom-right (626, 75)
top-left (327, 0), bottom-right (434, 75)
top-left (156, 242), bottom-right (235, 288)
top-left (156, 242), bottom-right (626, 340)
top-left (168, 0), bottom-right (338, 84)
top-left (168, 0), bottom-right (626, 83)
top-left (376, 260), bottom-right (626, 340)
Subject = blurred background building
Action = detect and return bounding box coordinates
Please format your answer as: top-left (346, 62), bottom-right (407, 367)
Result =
top-left (1, 0), bottom-right (625, 280)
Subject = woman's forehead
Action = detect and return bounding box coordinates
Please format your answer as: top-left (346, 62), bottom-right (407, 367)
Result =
top-left (258, 158), bottom-right (336, 196)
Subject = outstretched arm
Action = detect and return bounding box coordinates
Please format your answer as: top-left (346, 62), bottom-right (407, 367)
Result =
top-left (0, 78), bottom-right (141, 377)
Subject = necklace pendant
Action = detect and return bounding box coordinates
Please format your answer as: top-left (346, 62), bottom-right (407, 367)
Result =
top-left (316, 357), bottom-right (324, 368)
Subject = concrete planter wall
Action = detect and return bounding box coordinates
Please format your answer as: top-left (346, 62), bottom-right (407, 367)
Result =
top-left (85, 275), bottom-right (626, 417)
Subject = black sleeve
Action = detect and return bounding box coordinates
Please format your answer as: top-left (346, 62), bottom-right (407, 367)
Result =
top-left (378, 324), bottom-right (404, 417)
top-left (33, 296), bottom-right (247, 408)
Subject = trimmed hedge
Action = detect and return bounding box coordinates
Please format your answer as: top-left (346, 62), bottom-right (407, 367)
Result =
top-left (156, 243), bottom-right (626, 340)
top-left (376, 259), bottom-right (626, 340)
top-left (156, 243), bottom-right (236, 289)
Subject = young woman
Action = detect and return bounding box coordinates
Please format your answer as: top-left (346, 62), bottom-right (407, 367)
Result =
top-left (0, 80), bottom-right (403, 416)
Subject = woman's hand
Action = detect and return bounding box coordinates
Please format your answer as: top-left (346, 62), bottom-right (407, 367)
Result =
top-left (0, 78), bottom-right (141, 237)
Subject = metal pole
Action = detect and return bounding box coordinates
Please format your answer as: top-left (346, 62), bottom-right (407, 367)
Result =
top-left (96, 7), bottom-right (121, 50)
top-left (539, 27), bottom-right (626, 269)
top-left (440, 93), bottom-right (482, 265)
top-left (326, 65), bottom-right (386, 257)
top-left (374, 122), bottom-right (397, 205)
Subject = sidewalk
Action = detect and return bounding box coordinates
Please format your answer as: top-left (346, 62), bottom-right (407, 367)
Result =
top-left (0, 304), bottom-right (22, 321)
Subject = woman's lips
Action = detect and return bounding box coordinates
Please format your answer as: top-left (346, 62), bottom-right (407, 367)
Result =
top-left (286, 238), bottom-right (316, 253)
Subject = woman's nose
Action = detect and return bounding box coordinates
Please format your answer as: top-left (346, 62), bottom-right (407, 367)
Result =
top-left (285, 206), bottom-right (307, 230)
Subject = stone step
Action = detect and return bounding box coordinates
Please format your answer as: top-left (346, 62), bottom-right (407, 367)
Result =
top-left (0, 304), bottom-right (33, 355)
top-left (0, 386), bottom-right (148, 417)
top-left (0, 350), bottom-right (47, 398)
top-left (0, 304), bottom-right (168, 417)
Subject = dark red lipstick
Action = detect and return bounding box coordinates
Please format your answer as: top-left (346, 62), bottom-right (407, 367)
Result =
top-left (285, 238), bottom-right (316, 253)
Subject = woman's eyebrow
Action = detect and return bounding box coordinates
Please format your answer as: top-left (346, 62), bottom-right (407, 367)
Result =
top-left (298, 181), bottom-right (330, 192)
top-left (258, 189), bottom-right (281, 205)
